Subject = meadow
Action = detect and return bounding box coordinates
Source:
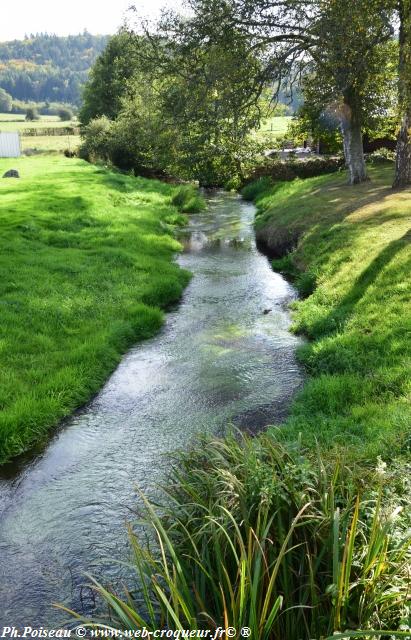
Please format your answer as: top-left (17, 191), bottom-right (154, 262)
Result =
top-left (0, 113), bottom-right (75, 129)
top-left (244, 165), bottom-right (411, 458)
top-left (253, 115), bottom-right (292, 144)
top-left (20, 134), bottom-right (81, 152)
top-left (0, 155), bottom-right (200, 462)
top-left (0, 112), bottom-right (80, 153)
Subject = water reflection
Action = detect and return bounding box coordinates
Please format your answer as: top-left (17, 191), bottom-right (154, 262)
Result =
top-left (0, 191), bottom-right (303, 626)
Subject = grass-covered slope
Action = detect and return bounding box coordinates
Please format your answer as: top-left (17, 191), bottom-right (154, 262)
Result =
top-left (248, 166), bottom-right (411, 458)
top-left (0, 156), bottom-right (195, 463)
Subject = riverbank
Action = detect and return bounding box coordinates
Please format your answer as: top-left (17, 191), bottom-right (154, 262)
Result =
top-left (244, 165), bottom-right (411, 459)
top-left (61, 171), bottom-right (410, 636)
top-left (0, 156), bottom-right (200, 463)
top-left (0, 189), bottom-right (304, 626)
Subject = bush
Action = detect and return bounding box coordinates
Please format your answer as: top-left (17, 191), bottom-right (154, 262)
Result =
top-left (366, 147), bottom-right (396, 164)
top-left (78, 116), bottom-right (112, 162)
top-left (10, 100), bottom-right (76, 116)
top-left (25, 107), bottom-right (39, 121)
top-left (244, 155), bottom-right (345, 185)
top-left (57, 107), bottom-right (73, 121)
top-left (70, 432), bottom-right (411, 638)
top-left (79, 116), bottom-right (143, 172)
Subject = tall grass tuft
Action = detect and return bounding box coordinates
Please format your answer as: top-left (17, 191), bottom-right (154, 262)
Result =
top-left (66, 433), bottom-right (411, 638)
top-left (171, 185), bottom-right (206, 213)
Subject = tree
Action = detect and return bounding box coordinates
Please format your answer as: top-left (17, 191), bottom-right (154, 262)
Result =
top-left (150, 31), bottom-right (264, 185)
top-left (149, 0), bottom-right (393, 184)
top-left (0, 87), bottom-right (12, 112)
top-left (79, 31), bottom-right (140, 125)
top-left (25, 107), bottom-right (39, 121)
top-left (393, 0), bottom-right (411, 187)
top-left (57, 107), bottom-right (73, 121)
top-left (309, 0), bottom-right (394, 183)
top-left (81, 23), bottom-right (264, 184)
top-left (291, 36), bottom-right (398, 160)
top-left (0, 33), bottom-right (109, 105)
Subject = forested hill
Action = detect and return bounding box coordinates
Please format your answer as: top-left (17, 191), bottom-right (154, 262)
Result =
top-left (0, 33), bottom-right (110, 105)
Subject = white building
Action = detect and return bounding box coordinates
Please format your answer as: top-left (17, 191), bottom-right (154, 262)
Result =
top-left (0, 132), bottom-right (21, 157)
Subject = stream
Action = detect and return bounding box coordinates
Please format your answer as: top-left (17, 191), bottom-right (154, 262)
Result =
top-left (0, 191), bottom-right (303, 626)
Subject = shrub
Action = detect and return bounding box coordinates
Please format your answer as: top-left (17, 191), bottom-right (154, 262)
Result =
top-left (78, 116), bottom-right (112, 162)
top-left (366, 147), bottom-right (396, 164)
top-left (244, 155), bottom-right (345, 185)
top-left (68, 433), bottom-right (411, 639)
top-left (25, 107), bottom-right (39, 121)
top-left (57, 107), bottom-right (73, 121)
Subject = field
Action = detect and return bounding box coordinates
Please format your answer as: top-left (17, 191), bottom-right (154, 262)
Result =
top-left (20, 134), bottom-right (81, 152)
top-left (253, 115), bottom-right (292, 144)
top-left (246, 165), bottom-right (411, 459)
top-left (0, 156), bottom-right (195, 463)
top-left (0, 113), bottom-right (75, 130)
top-left (0, 112), bottom-right (80, 153)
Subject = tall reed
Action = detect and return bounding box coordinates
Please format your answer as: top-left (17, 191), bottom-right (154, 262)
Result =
top-left (65, 433), bottom-right (411, 639)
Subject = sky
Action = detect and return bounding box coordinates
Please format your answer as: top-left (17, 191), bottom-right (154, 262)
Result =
top-left (0, 0), bottom-right (182, 42)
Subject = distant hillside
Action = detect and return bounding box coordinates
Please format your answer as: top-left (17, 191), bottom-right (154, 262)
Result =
top-left (0, 32), bottom-right (110, 106)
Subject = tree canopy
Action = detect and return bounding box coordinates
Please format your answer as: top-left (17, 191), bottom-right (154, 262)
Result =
top-left (0, 32), bottom-right (109, 106)
top-left (79, 1), bottom-right (411, 187)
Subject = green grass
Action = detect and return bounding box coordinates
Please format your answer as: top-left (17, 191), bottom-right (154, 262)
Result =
top-left (20, 134), bottom-right (81, 152)
top-left (253, 116), bottom-right (292, 144)
top-left (68, 433), bottom-right (411, 637)
top-left (0, 113), bottom-right (75, 130)
top-left (251, 165), bottom-right (411, 458)
top-left (0, 155), bottom-right (198, 463)
top-left (65, 164), bottom-right (411, 636)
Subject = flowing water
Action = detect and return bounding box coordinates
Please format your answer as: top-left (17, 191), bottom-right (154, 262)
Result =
top-left (0, 192), bottom-right (303, 627)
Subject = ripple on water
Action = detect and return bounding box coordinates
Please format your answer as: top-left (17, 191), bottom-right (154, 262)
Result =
top-left (0, 191), bottom-right (304, 626)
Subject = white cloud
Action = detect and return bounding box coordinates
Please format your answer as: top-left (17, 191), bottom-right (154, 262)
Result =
top-left (0, 0), bottom-right (181, 41)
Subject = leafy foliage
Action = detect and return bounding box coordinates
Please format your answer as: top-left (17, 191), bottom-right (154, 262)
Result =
top-left (80, 29), bottom-right (266, 185)
top-left (79, 31), bottom-right (140, 124)
top-left (25, 106), bottom-right (39, 121)
top-left (243, 156), bottom-right (345, 185)
top-left (0, 87), bottom-right (12, 112)
top-left (0, 32), bottom-right (109, 105)
top-left (288, 36), bottom-right (398, 155)
top-left (67, 433), bottom-right (411, 639)
top-left (57, 107), bottom-right (73, 121)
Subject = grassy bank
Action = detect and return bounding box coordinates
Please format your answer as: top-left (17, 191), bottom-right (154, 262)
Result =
top-left (69, 164), bottom-right (411, 637)
top-left (0, 155), bottom-right (199, 463)
top-left (246, 165), bottom-right (411, 458)
top-left (71, 432), bottom-right (411, 637)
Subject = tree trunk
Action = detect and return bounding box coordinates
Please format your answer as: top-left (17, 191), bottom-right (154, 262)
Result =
top-left (393, 111), bottom-right (411, 187)
top-left (393, 0), bottom-right (411, 188)
top-left (339, 95), bottom-right (368, 185)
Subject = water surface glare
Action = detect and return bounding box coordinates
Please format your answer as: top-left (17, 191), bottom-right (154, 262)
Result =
top-left (0, 192), bottom-right (303, 625)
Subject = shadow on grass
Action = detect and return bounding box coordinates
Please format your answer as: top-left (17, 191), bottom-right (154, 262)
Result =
top-left (307, 228), bottom-right (411, 338)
